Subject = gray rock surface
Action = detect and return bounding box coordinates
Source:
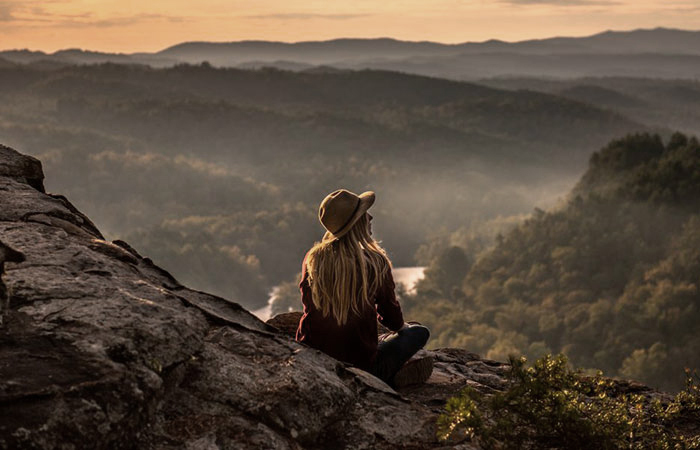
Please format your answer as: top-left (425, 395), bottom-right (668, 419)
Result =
top-left (0, 145), bottom-right (44, 193)
top-left (0, 240), bottom-right (25, 327)
top-left (0, 143), bottom-right (511, 449)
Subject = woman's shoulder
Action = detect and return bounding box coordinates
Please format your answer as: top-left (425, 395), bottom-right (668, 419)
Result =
top-left (363, 251), bottom-right (393, 283)
top-left (300, 250), bottom-right (312, 284)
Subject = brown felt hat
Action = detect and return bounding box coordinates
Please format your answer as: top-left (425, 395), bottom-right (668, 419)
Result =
top-left (318, 189), bottom-right (375, 239)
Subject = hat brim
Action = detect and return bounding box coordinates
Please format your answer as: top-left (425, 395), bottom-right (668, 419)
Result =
top-left (331, 191), bottom-right (375, 239)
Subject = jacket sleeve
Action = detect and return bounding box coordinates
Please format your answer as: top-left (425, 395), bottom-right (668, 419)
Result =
top-left (375, 269), bottom-right (404, 332)
top-left (299, 252), bottom-right (312, 312)
top-left (296, 253), bottom-right (313, 343)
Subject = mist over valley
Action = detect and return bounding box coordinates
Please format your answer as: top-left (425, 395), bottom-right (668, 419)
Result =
top-left (1, 61), bottom-right (657, 307)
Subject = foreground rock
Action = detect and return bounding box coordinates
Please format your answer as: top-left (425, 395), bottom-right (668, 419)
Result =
top-left (0, 144), bottom-right (516, 449)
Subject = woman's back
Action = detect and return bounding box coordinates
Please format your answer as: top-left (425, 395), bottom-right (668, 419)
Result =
top-left (296, 250), bottom-right (404, 370)
top-left (295, 188), bottom-right (430, 386)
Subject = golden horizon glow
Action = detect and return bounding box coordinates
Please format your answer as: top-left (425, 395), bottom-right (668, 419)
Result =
top-left (0, 0), bottom-right (699, 53)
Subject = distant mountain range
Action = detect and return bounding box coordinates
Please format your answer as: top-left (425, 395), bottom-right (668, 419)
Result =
top-left (2, 28), bottom-right (700, 79)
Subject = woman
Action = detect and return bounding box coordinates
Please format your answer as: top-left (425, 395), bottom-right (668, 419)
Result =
top-left (296, 189), bottom-right (432, 387)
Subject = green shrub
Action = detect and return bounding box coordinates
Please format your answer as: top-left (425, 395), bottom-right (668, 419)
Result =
top-left (438, 354), bottom-right (700, 449)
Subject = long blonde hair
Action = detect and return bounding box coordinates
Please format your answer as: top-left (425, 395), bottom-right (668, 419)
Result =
top-left (305, 213), bottom-right (391, 325)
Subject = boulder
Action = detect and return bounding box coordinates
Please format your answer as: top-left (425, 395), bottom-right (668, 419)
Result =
top-left (0, 144), bottom-right (44, 192)
top-left (266, 311), bottom-right (303, 336)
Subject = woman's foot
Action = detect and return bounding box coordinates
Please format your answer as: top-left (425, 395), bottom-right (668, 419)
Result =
top-left (392, 355), bottom-right (433, 387)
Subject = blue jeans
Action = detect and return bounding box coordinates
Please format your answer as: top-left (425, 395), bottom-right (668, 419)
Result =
top-left (371, 324), bottom-right (430, 384)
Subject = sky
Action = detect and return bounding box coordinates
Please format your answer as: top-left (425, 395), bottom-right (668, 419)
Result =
top-left (1, 0), bottom-right (699, 53)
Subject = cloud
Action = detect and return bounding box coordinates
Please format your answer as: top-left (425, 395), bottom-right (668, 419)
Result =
top-left (499, 0), bottom-right (619, 5)
top-left (0, 0), bottom-right (77, 23)
top-left (71, 13), bottom-right (185, 28)
top-left (245, 13), bottom-right (371, 20)
top-left (666, 4), bottom-right (700, 12)
top-left (0, 1), bottom-right (26, 22)
top-left (0, 1), bottom-right (183, 27)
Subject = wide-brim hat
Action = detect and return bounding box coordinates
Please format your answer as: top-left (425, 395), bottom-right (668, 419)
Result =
top-left (319, 189), bottom-right (375, 239)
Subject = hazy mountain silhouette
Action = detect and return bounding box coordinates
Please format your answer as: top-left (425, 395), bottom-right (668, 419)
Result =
top-left (0, 57), bottom-right (15, 69)
top-left (462, 28), bottom-right (700, 55)
top-left (0, 48), bottom-right (177, 68)
top-left (481, 77), bottom-right (700, 137)
top-left (348, 52), bottom-right (700, 80)
top-left (157, 38), bottom-right (464, 65)
top-left (155, 28), bottom-right (700, 65)
top-left (2, 28), bottom-right (700, 79)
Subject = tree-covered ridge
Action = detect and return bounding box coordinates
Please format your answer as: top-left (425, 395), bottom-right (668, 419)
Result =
top-left (405, 132), bottom-right (700, 391)
top-left (579, 133), bottom-right (700, 207)
top-left (481, 77), bottom-right (700, 138)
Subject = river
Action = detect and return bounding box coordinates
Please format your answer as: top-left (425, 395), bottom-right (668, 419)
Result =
top-left (252, 266), bottom-right (425, 321)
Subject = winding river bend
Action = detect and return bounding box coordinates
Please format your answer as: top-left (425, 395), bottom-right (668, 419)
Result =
top-left (253, 266), bottom-right (425, 321)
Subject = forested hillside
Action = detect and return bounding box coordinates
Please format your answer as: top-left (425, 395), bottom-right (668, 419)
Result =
top-left (481, 77), bottom-right (700, 137)
top-left (404, 132), bottom-right (700, 391)
top-left (0, 63), bottom-right (644, 307)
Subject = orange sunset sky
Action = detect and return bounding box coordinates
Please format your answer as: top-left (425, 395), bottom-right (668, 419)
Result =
top-left (1, 0), bottom-right (699, 53)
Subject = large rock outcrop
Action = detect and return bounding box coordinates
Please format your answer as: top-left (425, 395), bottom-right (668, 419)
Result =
top-left (0, 143), bottom-right (515, 449)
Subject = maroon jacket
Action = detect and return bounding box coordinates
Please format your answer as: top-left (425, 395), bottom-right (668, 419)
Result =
top-left (295, 252), bottom-right (404, 371)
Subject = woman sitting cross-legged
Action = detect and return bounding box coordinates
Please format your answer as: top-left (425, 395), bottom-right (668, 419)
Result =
top-left (295, 189), bottom-right (432, 387)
